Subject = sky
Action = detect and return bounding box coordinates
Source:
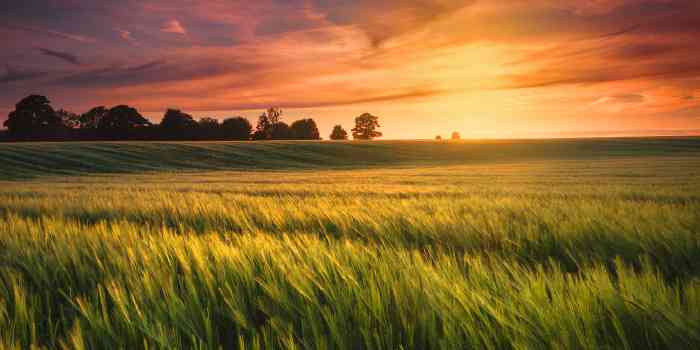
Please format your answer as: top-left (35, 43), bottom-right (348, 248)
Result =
top-left (1, 0), bottom-right (699, 139)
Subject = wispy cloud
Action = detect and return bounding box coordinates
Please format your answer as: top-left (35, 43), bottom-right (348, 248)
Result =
top-left (590, 94), bottom-right (646, 107)
top-left (45, 28), bottom-right (96, 43)
top-left (9, 24), bottom-right (97, 43)
top-left (54, 60), bottom-right (167, 87)
top-left (39, 48), bottom-right (80, 65)
top-left (162, 19), bottom-right (186, 34)
top-left (0, 65), bottom-right (46, 83)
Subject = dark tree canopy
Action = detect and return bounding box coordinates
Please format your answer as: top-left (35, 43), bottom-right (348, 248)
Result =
top-left (79, 106), bottom-right (108, 129)
top-left (435, 135), bottom-right (442, 140)
top-left (1, 95), bottom-right (377, 142)
top-left (351, 113), bottom-right (382, 140)
top-left (56, 109), bottom-right (80, 129)
top-left (290, 118), bottom-right (321, 140)
top-left (330, 125), bottom-right (348, 140)
top-left (221, 117), bottom-right (252, 140)
top-left (158, 109), bottom-right (198, 139)
top-left (196, 117), bottom-right (221, 140)
top-left (3, 95), bottom-right (61, 138)
top-left (269, 122), bottom-right (291, 140)
top-left (159, 109), bottom-right (197, 139)
top-left (265, 107), bottom-right (282, 125)
top-left (253, 114), bottom-right (271, 140)
top-left (254, 107), bottom-right (284, 140)
top-left (198, 117), bottom-right (219, 128)
top-left (98, 105), bottom-right (151, 132)
top-left (160, 109), bottom-right (197, 130)
top-left (451, 131), bottom-right (461, 140)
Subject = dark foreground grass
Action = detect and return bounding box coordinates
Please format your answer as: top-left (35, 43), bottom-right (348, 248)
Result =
top-left (0, 138), bottom-right (699, 349)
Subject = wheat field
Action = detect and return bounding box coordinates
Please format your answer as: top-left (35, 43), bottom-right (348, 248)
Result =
top-left (1, 139), bottom-right (699, 349)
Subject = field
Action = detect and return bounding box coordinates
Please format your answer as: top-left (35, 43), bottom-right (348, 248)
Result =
top-left (1, 138), bottom-right (699, 349)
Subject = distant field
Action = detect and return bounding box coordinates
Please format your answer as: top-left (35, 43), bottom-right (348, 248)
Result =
top-left (1, 138), bottom-right (700, 349)
top-left (1, 137), bottom-right (699, 179)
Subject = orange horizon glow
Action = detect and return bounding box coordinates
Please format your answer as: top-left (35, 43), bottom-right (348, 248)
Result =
top-left (2, 0), bottom-right (699, 139)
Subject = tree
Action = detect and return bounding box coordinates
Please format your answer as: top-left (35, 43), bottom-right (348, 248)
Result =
top-left (330, 125), bottom-right (348, 140)
top-left (290, 118), bottom-right (321, 140)
top-left (3, 95), bottom-right (61, 138)
top-left (435, 135), bottom-right (442, 140)
top-left (160, 109), bottom-right (197, 139)
top-left (98, 105), bottom-right (151, 138)
top-left (451, 131), bottom-right (461, 140)
top-left (160, 109), bottom-right (197, 130)
top-left (79, 106), bottom-right (108, 129)
top-left (252, 129), bottom-right (266, 140)
top-left (351, 113), bottom-right (382, 140)
top-left (269, 122), bottom-right (291, 140)
top-left (265, 107), bottom-right (282, 125)
top-left (221, 117), bottom-right (252, 140)
top-left (199, 117), bottom-right (219, 129)
top-left (56, 109), bottom-right (80, 129)
top-left (253, 107), bottom-right (283, 140)
top-left (198, 117), bottom-right (220, 139)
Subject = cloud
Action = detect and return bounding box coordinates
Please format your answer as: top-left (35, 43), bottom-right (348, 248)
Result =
top-left (501, 49), bottom-right (700, 90)
top-left (324, 88), bottom-right (445, 107)
top-left (1, 0), bottom-right (699, 133)
top-left (500, 63), bottom-right (700, 90)
top-left (106, 81), bottom-right (445, 112)
top-left (54, 60), bottom-right (168, 87)
top-left (0, 65), bottom-right (46, 83)
top-left (312, 0), bottom-right (473, 46)
top-left (45, 28), bottom-right (97, 43)
top-left (51, 56), bottom-right (256, 89)
top-left (590, 94), bottom-right (646, 106)
top-left (39, 48), bottom-right (80, 65)
top-left (162, 19), bottom-right (186, 34)
top-left (117, 29), bottom-right (133, 41)
top-left (8, 24), bottom-right (97, 43)
top-left (611, 42), bottom-right (674, 60)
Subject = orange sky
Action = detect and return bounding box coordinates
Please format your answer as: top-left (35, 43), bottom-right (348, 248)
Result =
top-left (2, 0), bottom-right (699, 138)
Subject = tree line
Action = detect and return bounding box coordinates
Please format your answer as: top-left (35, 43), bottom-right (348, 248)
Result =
top-left (0, 95), bottom-right (383, 142)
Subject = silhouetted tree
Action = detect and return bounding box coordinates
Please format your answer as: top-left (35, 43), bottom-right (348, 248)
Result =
top-left (198, 117), bottom-right (220, 140)
top-left (253, 107), bottom-right (284, 140)
top-left (270, 122), bottom-right (291, 140)
top-left (330, 125), bottom-right (348, 140)
top-left (3, 95), bottom-right (61, 139)
top-left (79, 106), bottom-right (108, 129)
top-left (435, 135), bottom-right (442, 140)
top-left (451, 131), bottom-right (461, 140)
top-left (352, 113), bottom-right (382, 140)
top-left (161, 109), bottom-right (197, 129)
top-left (265, 107), bottom-right (282, 125)
top-left (160, 109), bottom-right (197, 139)
top-left (329, 125), bottom-right (348, 140)
top-left (253, 114), bottom-right (271, 140)
top-left (56, 109), bottom-right (80, 129)
top-left (199, 117), bottom-right (219, 128)
top-left (98, 105), bottom-right (151, 139)
top-left (290, 118), bottom-right (320, 140)
top-left (221, 117), bottom-right (252, 140)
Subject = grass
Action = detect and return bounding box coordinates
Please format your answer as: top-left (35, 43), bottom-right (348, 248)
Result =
top-left (0, 138), bottom-right (699, 349)
top-left (1, 137), bottom-right (699, 179)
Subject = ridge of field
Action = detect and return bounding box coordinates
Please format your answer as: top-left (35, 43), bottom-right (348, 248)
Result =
top-left (1, 137), bottom-right (699, 179)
